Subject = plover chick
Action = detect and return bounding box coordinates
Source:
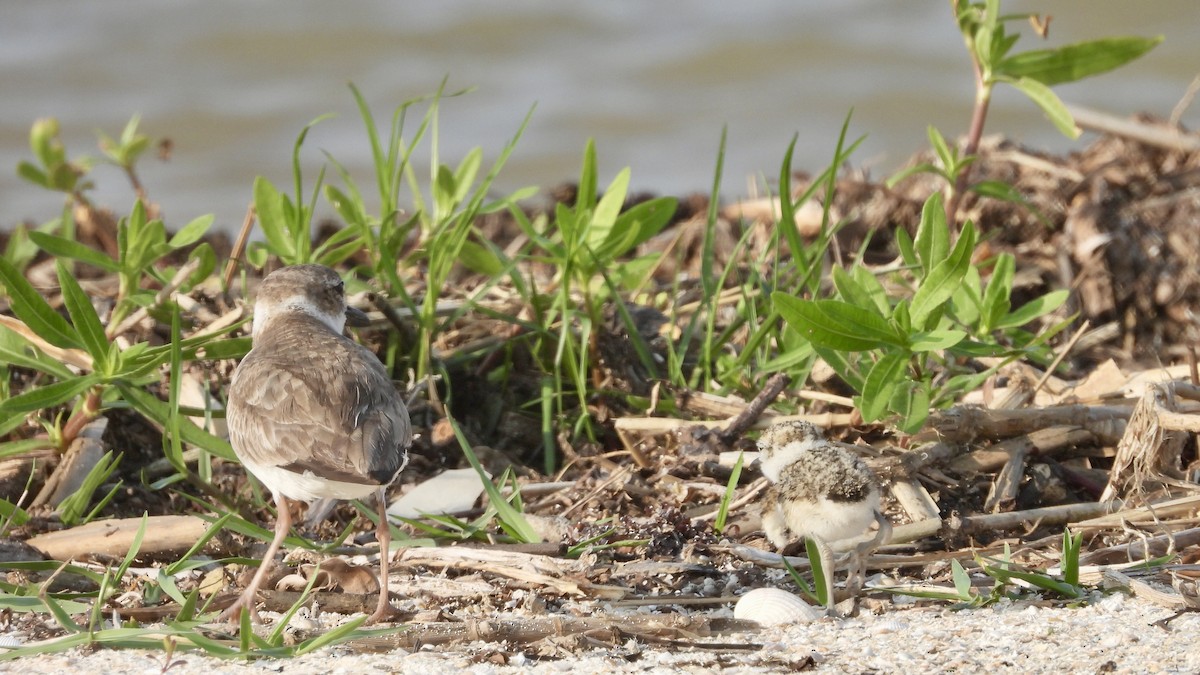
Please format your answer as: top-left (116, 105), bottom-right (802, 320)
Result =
top-left (757, 420), bottom-right (890, 614)
top-left (221, 264), bottom-right (411, 625)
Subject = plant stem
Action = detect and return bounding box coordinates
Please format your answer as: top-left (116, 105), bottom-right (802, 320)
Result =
top-left (61, 387), bottom-right (103, 449)
top-left (946, 71), bottom-right (993, 226)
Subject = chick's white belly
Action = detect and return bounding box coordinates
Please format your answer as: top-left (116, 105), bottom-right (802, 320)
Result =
top-left (241, 458), bottom-right (379, 502)
top-left (782, 492), bottom-right (879, 542)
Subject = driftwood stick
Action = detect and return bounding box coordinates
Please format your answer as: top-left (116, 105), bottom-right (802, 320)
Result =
top-left (718, 373), bottom-right (790, 443)
top-left (900, 441), bottom-right (962, 473)
top-left (928, 405), bottom-right (1128, 444)
top-left (0, 315), bottom-right (93, 370)
top-left (392, 546), bottom-right (626, 599)
top-left (889, 518), bottom-right (943, 543)
top-left (949, 426), bottom-right (1096, 474)
top-left (983, 441), bottom-right (1028, 513)
top-left (1078, 494), bottom-right (1200, 529)
top-left (1067, 104), bottom-right (1200, 153)
top-left (890, 480), bottom-right (941, 525)
top-left (950, 500), bottom-right (1118, 534)
top-left (1078, 526), bottom-right (1200, 566)
top-left (1157, 409), bottom-right (1200, 433)
top-left (27, 514), bottom-right (212, 561)
top-left (347, 614), bottom-right (761, 652)
top-left (613, 411), bottom-right (857, 436)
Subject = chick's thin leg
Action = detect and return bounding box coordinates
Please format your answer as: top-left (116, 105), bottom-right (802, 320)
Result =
top-left (846, 511), bottom-right (893, 599)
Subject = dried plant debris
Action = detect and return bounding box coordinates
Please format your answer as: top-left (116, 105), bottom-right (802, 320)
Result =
top-left (4, 115), bottom-right (1200, 669)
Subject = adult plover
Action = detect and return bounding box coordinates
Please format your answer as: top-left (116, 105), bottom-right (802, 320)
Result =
top-left (757, 420), bottom-right (890, 614)
top-left (220, 264), bottom-right (411, 625)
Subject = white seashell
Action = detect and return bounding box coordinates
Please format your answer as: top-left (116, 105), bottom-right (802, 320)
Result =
top-left (287, 612), bottom-right (319, 632)
top-left (274, 573), bottom-right (311, 591)
top-left (387, 468), bottom-right (488, 519)
top-left (870, 619), bottom-right (906, 635)
top-left (0, 635), bottom-right (23, 649)
top-left (734, 588), bottom-right (822, 626)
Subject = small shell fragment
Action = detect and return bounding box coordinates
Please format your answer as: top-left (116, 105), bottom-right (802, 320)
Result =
top-left (733, 587), bottom-right (822, 626)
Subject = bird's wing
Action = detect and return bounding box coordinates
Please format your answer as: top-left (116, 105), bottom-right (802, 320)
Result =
top-left (228, 342), bottom-right (410, 487)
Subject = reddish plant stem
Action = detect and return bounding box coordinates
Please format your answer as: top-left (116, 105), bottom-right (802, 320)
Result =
top-left (945, 67), bottom-right (993, 226)
top-left (60, 386), bottom-right (103, 450)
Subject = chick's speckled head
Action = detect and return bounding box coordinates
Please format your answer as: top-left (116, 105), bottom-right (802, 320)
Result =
top-left (251, 264), bottom-right (367, 338)
top-left (756, 420), bottom-right (827, 483)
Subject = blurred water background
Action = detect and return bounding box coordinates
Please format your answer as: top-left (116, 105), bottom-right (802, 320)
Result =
top-left (1, 1), bottom-right (1195, 233)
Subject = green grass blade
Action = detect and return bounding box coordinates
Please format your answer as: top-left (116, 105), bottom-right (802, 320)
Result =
top-left (805, 537), bottom-right (828, 607)
top-left (0, 256), bottom-right (81, 350)
top-left (446, 415), bottom-right (540, 544)
top-left (713, 452), bottom-right (744, 534)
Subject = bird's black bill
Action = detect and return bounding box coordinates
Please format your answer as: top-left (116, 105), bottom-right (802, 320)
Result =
top-left (345, 306), bottom-right (371, 327)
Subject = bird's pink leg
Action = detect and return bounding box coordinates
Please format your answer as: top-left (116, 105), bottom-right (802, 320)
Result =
top-left (366, 488), bottom-right (397, 625)
top-left (220, 492), bottom-right (292, 624)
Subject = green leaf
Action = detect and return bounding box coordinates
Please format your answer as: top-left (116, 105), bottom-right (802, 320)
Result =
top-left (1005, 76), bottom-right (1079, 139)
top-left (894, 227), bottom-right (918, 269)
top-left (713, 451), bottom-right (744, 534)
top-left (0, 495), bottom-right (30, 525)
top-left (324, 184), bottom-right (368, 228)
top-left (806, 537), bottom-right (829, 606)
top-left (453, 147), bottom-right (483, 205)
top-left (56, 260), bottom-right (112, 369)
top-left (969, 180), bottom-right (1028, 205)
top-left (433, 164), bottom-right (457, 219)
top-left (886, 161), bottom-right (945, 189)
top-left (952, 559), bottom-right (972, 599)
top-left (597, 196), bottom-right (676, 262)
top-left (0, 327), bottom-right (75, 379)
top-left (999, 36), bottom-right (1162, 86)
top-left (860, 352), bottom-right (907, 422)
top-left (953, 264), bottom-right (983, 325)
top-left (914, 193), bottom-right (949, 273)
top-left (774, 294), bottom-right (904, 352)
top-left (29, 118), bottom-right (63, 169)
top-left (995, 289), bottom-right (1069, 330)
top-left (457, 240), bottom-right (506, 277)
top-left (167, 214), bottom-right (214, 249)
top-left (576, 139), bottom-right (598, 211)
top-left (16, 161), bottom-right (51, 189)
top-left (447, 415), bottom-right (540, 544)
top-left (253, 176), bottom-right (295, 261)
top-left (813, 345), bottom-right (865, 392)
top-left (587, 167), bottom-right (631, 251)
top-left (893, 382), bottom-right (931, 434)
top-left (1062, 528), bottom-right (1082, 587)
top-left (908, 329), bottom-right (967, 352)
top-left (0, 375), bottom-right (100, 414)
top-left (851, 265), bottom-right (890, 317)
top-left (27, 232), bottom-right (119, 272)
top-left (185, 243), bottom-right (218, 287)
top-left (981, 253), bottom-right (1014, 332)
top-left (983, 564), bottom-right (1083, 598)
top-left (831, 266), bottom-right (876, 313)
top-left (293, 616), bottom-right (371, 655)
top-left (0, 257), bottom-right (81, 350)
top-left (117, 383), bottom-right (236, 461)
top-left (911, 220), bottom-right (976, 329)
top-left (927, 125), bottom-right (957, 171)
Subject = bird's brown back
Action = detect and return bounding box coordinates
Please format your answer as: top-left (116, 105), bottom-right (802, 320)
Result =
top-left (227, 313), bottom-right (410, 488)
